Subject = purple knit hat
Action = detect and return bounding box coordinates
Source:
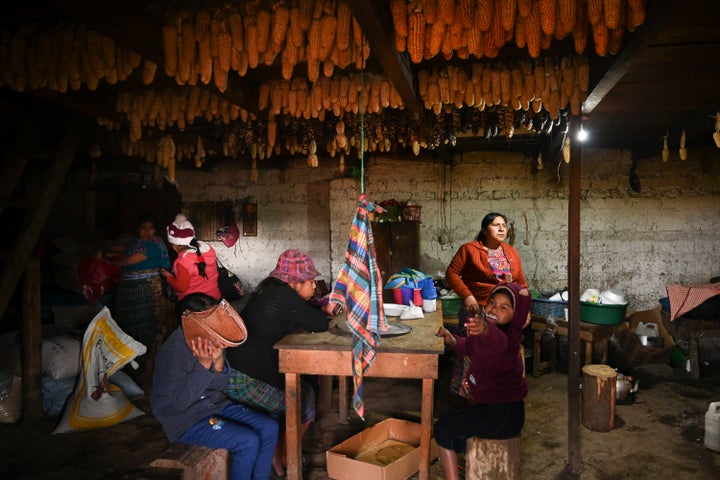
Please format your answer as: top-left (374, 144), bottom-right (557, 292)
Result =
top-left (269, 249), bottom-right (320, 283)
top-left (489, 282), bottom-right (532, 326)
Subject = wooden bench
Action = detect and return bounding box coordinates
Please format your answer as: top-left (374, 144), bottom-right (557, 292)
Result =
top-left (531, 315), bottom-right (615, 377)
top-left (465, 436), bottom-right (521, 480)
top-left (150, 443), bottom-right (228, 480)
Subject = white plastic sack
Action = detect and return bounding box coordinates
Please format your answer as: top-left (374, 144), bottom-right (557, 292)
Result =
top-left (53, 307), bottom-right (146, 433)
top-left (399, 302), bottom-right (424, 320)
top-left (109, 370), bottom-right (144, 397)
top-left (42, 336), bottom-right (81, 380)
top-left (42, 375), bottom-right (76, 416)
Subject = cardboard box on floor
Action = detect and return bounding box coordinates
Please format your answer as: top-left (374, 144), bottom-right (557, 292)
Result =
top-left (615, 306), bottom-right (675, 365)
top-left (326, 418), bottom-right (438, 480)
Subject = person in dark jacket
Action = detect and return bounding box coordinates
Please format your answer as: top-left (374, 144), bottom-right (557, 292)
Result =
top-left (224, 249), bottom-right (338, 476)
top-left (434, 282), bottom-right (531, 480)
top-left (151, 294), bottom-right (278, 480)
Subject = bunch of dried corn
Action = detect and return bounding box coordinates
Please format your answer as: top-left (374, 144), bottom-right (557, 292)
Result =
top-left (0, 22), bottom-right (141, 94)
top-left (419, 54), bottom-right (588, 121)
top-left (161, 1), bottom-right (368, 87)
top-left (116, 87), bottom-right (251, 141)
top-left (389, 0), bottom-right (647, 62)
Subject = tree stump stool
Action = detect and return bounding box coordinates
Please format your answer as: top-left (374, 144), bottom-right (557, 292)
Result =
top-left (465, 436), bottom-right (521, 480)
top-left (581, 364), bottom-right (617, 432)
top-left (150, 443), bottom-right (228, 480)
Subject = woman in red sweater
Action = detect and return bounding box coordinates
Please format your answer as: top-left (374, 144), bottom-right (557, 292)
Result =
top-left (446, 212), bottom-right (527, 315)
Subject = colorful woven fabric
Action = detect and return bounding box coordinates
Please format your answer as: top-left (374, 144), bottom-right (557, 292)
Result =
top-left (667, 282), bottom-right (720, 321)
top-left (329, 195), bottom-right (387, 419)
top-left (224, 368), bottom-right (317, 424)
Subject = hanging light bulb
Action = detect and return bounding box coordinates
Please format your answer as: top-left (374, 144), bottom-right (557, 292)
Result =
top-left (577, 125), bottom-right (588, 142)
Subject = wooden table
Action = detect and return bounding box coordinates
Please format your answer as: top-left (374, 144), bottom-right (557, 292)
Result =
top-left (275, 308), bottom-right (445, 480)
top-left (531, 314), bottom-right (615, 377)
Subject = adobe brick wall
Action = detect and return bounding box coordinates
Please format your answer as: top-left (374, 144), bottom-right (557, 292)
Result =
top-left (176, 146), bottom-right (720, 312)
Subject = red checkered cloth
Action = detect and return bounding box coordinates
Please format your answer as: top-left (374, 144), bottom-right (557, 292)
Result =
top-left (666, 282), bottom-right (720, 321)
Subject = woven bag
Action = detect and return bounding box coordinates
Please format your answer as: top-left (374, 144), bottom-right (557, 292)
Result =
top-left (182, 299), bottom-right (248, 348)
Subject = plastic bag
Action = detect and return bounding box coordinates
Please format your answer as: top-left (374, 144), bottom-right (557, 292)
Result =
top-left (216, 260), bottom-right (244, 301)
top-left (77, 258), bottom-right (121, 305)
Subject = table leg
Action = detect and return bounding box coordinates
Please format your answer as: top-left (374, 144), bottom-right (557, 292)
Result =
top-left (317, 375), bottom-right (332, 415)
top-left (419, 378), bottom-right (434, 480)
top-left (689, 336), bottom-right (700, 380)
top-left (285, 373), bottom-right (302, 480)
top-left (338, 376), bottom-right (349, 424)
top-left (532, 329), bottom-right (541, 377)
top-left (584, 340), bottom-right (592, 366)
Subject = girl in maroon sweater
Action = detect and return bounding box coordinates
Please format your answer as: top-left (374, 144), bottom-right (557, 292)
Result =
top-left (434, 282), bottom-right (532, 480)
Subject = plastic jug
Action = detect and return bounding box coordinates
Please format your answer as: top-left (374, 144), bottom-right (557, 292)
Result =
top-left (705, 401), bottom-right (720, 452)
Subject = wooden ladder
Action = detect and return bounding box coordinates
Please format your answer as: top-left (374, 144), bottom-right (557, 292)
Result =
top-left (0, 111), bottom-right (81, 419)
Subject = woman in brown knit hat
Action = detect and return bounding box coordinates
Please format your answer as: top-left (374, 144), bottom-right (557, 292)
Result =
top-left (224, 249), bottom-right (339, 477)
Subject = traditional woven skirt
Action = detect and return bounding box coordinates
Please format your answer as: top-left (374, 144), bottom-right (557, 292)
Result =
top-left (225, 368), bottom-right (317, 425)
top-left (113, 270), bottom-right (173, 350)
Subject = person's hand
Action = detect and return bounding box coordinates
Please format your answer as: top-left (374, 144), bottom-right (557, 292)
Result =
top-left (436, 327), bottom-right (456, 346)
top-left (464, 295), bottom-right (480, 315)
top-left (160, 268), bottom-right (171, 278)
top-left (465, 314), bottom-right (487, 336)
top-left (189, 337), bottom-right (224, 371)
top-left (322, 303), bottom-right (341, 317)
top-left (522, 311), bottom-right (531, 329)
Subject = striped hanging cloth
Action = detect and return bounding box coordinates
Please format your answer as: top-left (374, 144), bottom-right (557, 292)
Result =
top-left (329, 194), bottom-right (387, 419)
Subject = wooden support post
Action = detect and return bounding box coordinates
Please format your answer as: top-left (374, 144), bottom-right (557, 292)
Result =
top-left (581, 364), bottom-right (617, 432)
top-left (21, 258), bottom-right (43, 422)
top-left (465, 436), bottom-right (521, 480)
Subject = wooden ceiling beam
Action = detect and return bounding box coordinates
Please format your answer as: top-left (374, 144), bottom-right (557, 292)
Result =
top-left (346, 0), bottom-right (423, 116)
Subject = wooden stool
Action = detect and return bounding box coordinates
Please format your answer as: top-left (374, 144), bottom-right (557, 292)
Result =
top-left (465, 436), bottom-right (521, 480)
top-left (150, 443), bottom-right (228, 480)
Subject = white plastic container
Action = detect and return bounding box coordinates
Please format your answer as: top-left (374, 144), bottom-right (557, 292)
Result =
top-left (705, 401), bottom-right (720, 452)
top-left (422, 299), bottom-right (437, 313)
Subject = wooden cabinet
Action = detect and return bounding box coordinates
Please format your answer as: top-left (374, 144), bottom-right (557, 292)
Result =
top-left (86, 189), bottom-right (181, 237)
top-left (371, 221), bottom-right (419, 285)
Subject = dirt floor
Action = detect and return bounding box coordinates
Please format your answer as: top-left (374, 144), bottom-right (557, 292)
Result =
top-left (1, 349), bottom-right (719, 480)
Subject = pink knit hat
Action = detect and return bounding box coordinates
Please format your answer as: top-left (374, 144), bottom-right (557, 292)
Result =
top-left (269, 249), bottom-right (320, 283)
top-left (167, 214), bottom-right (195, 246)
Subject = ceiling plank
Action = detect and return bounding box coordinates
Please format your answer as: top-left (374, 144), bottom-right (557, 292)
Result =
top-left (346, 0), bottom-right (422, 115)
top-left (583, 0), bottom-right (679, 115)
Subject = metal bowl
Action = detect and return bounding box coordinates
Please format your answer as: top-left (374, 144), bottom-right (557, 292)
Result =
top-left (383, 303), bottom-right (408, 317)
